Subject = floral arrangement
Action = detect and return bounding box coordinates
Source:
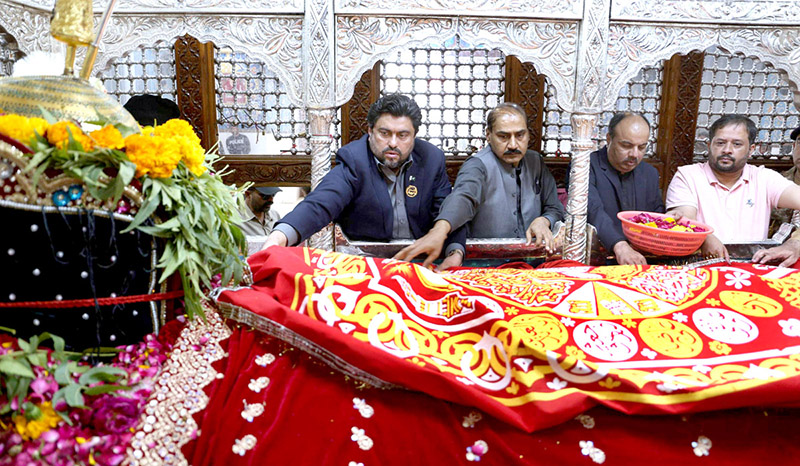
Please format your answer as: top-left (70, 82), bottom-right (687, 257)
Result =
top-left (0, 112), bottom-right (248, 319)
top-left (0, 328), bottom-right (175, 466)
top-left (629, 212), bottom-right (707, 233)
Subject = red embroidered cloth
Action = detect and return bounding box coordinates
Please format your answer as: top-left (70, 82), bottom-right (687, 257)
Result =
top-left (216, 247), bottom-right (800, 432)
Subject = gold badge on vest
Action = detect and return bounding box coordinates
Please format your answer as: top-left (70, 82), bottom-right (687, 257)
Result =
top-left (406, 185), bottom-right (418, 198)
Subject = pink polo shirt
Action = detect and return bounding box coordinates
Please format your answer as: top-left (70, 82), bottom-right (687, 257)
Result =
top-left (665, 162), bottom-right (793, 242)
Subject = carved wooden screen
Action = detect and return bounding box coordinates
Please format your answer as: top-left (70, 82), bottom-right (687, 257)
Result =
top-left (657, 51), bottom-right (705, 193)
top-left (694, 46), bottom-right (799, 165)
top-left (341, 62), bottom-right (380, 145)
top-left (504, 55), bottom-right (545, 153)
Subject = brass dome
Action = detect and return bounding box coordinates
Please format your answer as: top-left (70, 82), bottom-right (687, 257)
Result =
top-left (0, 75), bottom-right (138, 129)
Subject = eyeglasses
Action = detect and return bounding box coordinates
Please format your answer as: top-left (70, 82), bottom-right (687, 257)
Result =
top-left (258, 193), bottom-right (274, 201)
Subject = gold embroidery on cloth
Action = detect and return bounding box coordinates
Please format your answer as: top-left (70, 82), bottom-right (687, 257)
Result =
top-left (462, 411), bottom-right (483, 428)
top-left (241, 401), bottom-right (266, 422)
top-left (350, 427), bottom-right (374, 451)
top-left (580, 440), bottom-right (606, 464)
top-left (575, 414), bottom-right (595, 429)
top-left (692, 436), bottom-right (712, 457)
top-left (256, 353), bottom-right (276, 366)
top-left (352, 397), bottom-right (374, 418)
top-left (125, 302), bottom-right (231, 466)
top-left (249, 376), bottom-right (270, 393)
top-left (232, 434), bottom-right (257, 456)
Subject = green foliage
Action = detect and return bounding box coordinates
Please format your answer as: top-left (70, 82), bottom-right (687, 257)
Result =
top-left (23, 125), bottom-right (248, 320)
top-left (0, 333), bottom-right (128, 416)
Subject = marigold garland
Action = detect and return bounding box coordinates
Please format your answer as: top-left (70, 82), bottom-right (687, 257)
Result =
top-left (90, 124), bottom-right (125, 150)
top-left (0, 114), bottom-right (49, 144)
top-left (123, 133), bottom-right (182, 178)
top-left (46, 121), bottom-right (94, 151)
top-left (3, 112), bottom-right (247, 320)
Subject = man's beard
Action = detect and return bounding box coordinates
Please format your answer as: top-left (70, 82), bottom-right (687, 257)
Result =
top-left (711, 155), bottom-right (746, 173)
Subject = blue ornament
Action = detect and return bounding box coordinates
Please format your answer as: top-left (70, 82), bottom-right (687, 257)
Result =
top-left (52, 190), bottom-right (69, 207)
top-left (68, 184), bottom-right (84, 200)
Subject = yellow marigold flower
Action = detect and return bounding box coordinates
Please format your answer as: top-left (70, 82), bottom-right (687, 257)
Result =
top-left (13, 401), bottom-right (60, 440)
top-left (90, 125), bottom-right (125, 150)
top-left (124, 133), bottom-right (182, 178)
top-left (0, 114), bottom-right (49, 145)
top-left (47, 121), bottom-right (94, 151)
top-left (171, 134), bottom-right (207, 175)
top-left (154, 119), bottom-right (201, 145)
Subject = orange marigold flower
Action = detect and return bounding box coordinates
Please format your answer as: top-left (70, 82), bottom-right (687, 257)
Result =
top-left (47, 121), bottom-right (94, 151)
top-left (90, 125), bottom-right (125, 150)
top-left (154, 119), bottom-right (201, 145)
top-left (124, 134), bottom-right (182, 178)
top-left (0, 114), bottom-right (49, 145)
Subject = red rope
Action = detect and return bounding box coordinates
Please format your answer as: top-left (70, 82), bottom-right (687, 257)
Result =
top-left (0, 290), bottom-right (185, 309)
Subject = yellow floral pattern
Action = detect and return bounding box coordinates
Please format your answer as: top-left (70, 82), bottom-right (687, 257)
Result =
top-left (13, 401), bottom-right (60, 440)
top-left (124, 133), bottom-right (182, 178)
top-left (46, 121), bottom-right (94, 151)
top-left (89, 125), bottom-right (125, 150)
top-left (0, 114), bottom-right (49, 144)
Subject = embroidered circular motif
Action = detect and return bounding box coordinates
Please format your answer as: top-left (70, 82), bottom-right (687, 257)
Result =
top-left (718, 291), bottom-right (782, 318)
top-left (692, 308), bottom-right (759, 344)
top-left (508, 313), bottom-right (568, 352)
top-left (638, 318), bottom-right (703, 358)
top-left (572, 321), bottom-right (638, 361)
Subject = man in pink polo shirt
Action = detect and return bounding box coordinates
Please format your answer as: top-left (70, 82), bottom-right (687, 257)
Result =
top-left (666, 114), bottom-right (800, 267)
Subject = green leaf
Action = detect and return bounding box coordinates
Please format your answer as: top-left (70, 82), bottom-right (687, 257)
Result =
top-left (17, 338), bottom-right (30, 352)
top-left (123, 191), bottom-right (160, 232)
top-left (83, 384), bottom-right (133, 396)
top-left (54, 362), bottom-right (72, 385)
top-left (63, 384), bottom-right (85, 408)
top-left (78, 366), bottom-right (127, 386)
top-left (0, 358), bottom-right (35, 378)
top-left (26, 352), bottom-right (47, 367)
top-left (37, 105), bottom-right (59, 124)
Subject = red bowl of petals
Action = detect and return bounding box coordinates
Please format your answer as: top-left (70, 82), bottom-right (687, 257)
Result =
top-left (617, 211), bottom-right (714, 256)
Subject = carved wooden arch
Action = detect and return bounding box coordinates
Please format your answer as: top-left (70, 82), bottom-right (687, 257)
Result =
top-left (604, 24), bottom-right (800, 113)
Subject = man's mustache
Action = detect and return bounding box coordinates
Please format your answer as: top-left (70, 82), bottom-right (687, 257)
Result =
top-left (504, 149), bottom-right (522, 155)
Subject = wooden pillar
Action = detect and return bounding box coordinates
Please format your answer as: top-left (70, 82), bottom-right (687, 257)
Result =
top-left (174, 35), bottom-right (218, 151)
top-left (341, 62), bottom-right (381, 145)
top-left (655, 51), bottom-right (704, 194)
top-left (504, 55), bottom-right (546, 152)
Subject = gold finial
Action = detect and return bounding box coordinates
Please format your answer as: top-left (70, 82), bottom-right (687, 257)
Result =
top-left (50, 0), bottom-right (95, 75)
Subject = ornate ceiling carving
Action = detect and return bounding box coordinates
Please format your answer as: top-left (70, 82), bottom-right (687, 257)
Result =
top-left (0, 2), bottom-right (59, 56)
top-left (335, 0), bottom-right (581, 18)
top-left (92, 15), bottom-right (304, 107)
top-left (334, 16), bottom-right (578, 110)
top-left (8, 0), bottom-right (300, 12)
top-left (604, 24), bottom-right (800, 111)
top-left (612, 0), bottom-right (800, 24)
top-left (459, 19), bottom-right (578, 113)
top-left (334, 16), bottom-right (457, 106)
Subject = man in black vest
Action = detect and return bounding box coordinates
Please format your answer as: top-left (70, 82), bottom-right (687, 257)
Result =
top-left (583, 112), bottom-right (664, 265)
